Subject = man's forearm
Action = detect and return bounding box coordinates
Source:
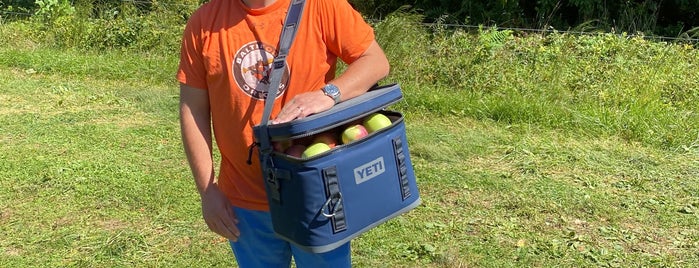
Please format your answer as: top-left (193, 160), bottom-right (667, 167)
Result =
top-left (179, 85), bottom-right (216, 195)
top-left (181, 125), bottom-right (215, 195)
top-left (330, 40), bottom-right (390, 101)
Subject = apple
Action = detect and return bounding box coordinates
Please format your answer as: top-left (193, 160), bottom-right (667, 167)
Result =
top-left (273, 139), bottom-right (293, 152)
top-left (295, 135), bottom-right (314, 147)
top-left (302, 142), bottom-right (331, 158)
top-left (341, 124), bottom-right (368, 144)
top-left (313, 131), bottom-right (338, 148)
top-left (284, 144), bottom-right (306, 158)
top-left (363, 113), bottom-right (392, 133)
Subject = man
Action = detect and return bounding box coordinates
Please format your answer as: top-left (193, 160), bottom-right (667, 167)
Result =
top-left (177, 0), bottom-right (390, 266)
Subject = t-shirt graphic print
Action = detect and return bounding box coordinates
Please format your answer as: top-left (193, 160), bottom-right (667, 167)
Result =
top-left (233, 41), bottom-right (290, 100)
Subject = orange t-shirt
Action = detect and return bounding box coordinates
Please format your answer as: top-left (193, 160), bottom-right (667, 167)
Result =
top-left (176, 0), bottom-right (375, 211)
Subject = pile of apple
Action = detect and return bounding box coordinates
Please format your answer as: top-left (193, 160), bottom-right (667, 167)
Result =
top-left (273, 112), bottom-right (393, 159)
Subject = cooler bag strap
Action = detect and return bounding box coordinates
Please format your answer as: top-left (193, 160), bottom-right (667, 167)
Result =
top-left (321, 166), bottom-right (347, 233)
top-left (259, 0), bottom-right (306, 129)
top-left (257, 0), bottom-right (306, 202)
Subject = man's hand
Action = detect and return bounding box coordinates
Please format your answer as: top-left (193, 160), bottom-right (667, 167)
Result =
top-left (271, 40), bottom-right (389, 124)
top-left (180, 84), bottom-right (240, 241)
top-left (200, 185), bottom-right (241, 242)
top-left (272, 90), bottom-right (334, 124)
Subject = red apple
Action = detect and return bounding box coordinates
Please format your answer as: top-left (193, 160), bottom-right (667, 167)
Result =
top-left (341, 124), bottom-right (368, 144)
top-left (273, 139), bottom-right (293, 152)
top-left (313, 131), bottom-right (339, 148)
top-left (284, 144), bottom-right (306, 158)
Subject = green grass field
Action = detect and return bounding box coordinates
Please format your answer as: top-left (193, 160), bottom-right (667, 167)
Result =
top-left (1, 13), bottom-right (699, 267)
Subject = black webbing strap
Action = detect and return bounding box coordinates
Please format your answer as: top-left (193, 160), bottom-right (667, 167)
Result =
top-left (392, 137), bottom-right (412, 200)
top-left (322, 166), bottom-right (347, 233)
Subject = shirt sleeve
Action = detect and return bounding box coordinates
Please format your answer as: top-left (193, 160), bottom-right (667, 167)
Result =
top-left (318, 0), bottom-right (375, 65)
top-left (176, 14), bottom-right (209, 90)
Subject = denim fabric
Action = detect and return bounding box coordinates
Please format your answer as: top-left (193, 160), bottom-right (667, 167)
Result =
top-left (229, 206), bottom-right (351, 268)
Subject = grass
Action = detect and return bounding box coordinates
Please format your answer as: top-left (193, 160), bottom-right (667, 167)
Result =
top-left (375, 15), bottom-right (699, 149)
top-left (389, 116), bottom-right (699, 266)
top-left (2, 13), bottom-right (699, 267)
top-left (0, 64), bottom-right (233, 267)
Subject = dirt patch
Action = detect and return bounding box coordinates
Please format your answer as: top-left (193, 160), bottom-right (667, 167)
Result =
top-left (0, 208), bottom-right (12, 223)
top-left (3, 246), bottom-right (22, 257)
top-left (96, 218), bottom-right (130, 231)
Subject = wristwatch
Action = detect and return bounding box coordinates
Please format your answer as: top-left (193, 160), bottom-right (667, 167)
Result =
top-left (321, 84), bottom-right (341, 104)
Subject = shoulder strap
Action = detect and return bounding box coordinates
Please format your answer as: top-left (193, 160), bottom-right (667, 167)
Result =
top-left (253, 0), bottom-right (306, 199)
top-left (259, 0), bottom-right (306, 127)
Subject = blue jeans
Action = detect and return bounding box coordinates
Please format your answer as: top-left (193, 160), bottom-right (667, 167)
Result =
top-left (229, 206), bottom-right (351, 268)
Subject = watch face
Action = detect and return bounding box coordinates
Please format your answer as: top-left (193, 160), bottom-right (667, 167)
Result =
top-left (324, 84), bottom-right (339, 95)
top-left (323, 84), bottom-right (340, 102)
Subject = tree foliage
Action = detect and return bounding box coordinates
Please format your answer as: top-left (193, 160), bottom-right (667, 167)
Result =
top-left (349, 0), bottom-right (699, 37)
top-left (2, 0), bottom-right (697, 52)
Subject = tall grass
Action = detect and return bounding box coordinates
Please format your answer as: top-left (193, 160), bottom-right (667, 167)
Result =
top-left (375, 13), bottom-right (699, 150)
top-left (1, 0), bottom-right (191, 53)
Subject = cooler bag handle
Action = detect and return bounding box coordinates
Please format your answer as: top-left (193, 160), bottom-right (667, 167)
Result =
top-left (322, 166), bottom-right (347, 233)
top-left (256, 0), bottom-right (306, 201)
top-left (393, 137), bottom-right (413, 200)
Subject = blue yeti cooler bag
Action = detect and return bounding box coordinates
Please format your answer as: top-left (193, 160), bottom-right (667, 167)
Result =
top-left (252, 83), bottom-right (421, 253)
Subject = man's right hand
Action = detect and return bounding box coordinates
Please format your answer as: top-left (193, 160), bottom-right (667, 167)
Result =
top-left (200, 185), bottom-right (241, 242)
top-left (180, 84), bottom-right (240, 241)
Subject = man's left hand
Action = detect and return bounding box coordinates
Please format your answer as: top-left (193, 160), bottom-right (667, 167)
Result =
top-left (272, 90), bottom-right (334, 124)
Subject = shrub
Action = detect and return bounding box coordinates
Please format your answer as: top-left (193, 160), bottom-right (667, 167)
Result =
top-left (33, 0), bottom-right (74, 23)
top-left (12, 0), bottom-right (192, 53)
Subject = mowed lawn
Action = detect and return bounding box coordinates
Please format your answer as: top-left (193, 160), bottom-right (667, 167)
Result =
top-left (1, 42), bottom-right (698, 267)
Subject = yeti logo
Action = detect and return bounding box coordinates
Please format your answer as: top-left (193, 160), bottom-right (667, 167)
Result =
top-left (232, 41), bottom-right (290, 100)
top-left (354, 157), bottom-right (386, 184)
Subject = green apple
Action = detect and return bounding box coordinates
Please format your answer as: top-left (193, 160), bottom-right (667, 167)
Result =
top-left (341, 124), bottom-right (368, 144)
top-left (363, 113), bottom-right (392, 133)
top-left (302, 142), bottom-right (332, 158)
